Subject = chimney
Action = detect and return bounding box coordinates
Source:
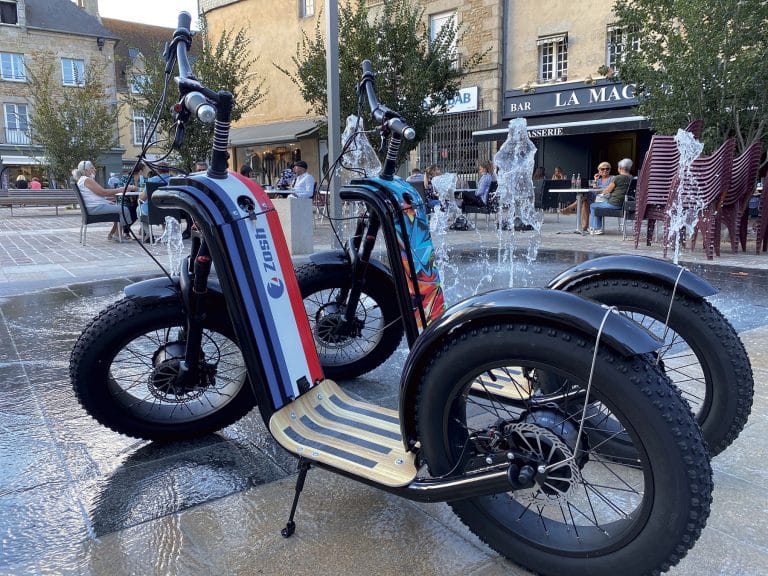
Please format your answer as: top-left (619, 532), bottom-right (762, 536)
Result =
top-left (76, 0), bottom-right (101, 22)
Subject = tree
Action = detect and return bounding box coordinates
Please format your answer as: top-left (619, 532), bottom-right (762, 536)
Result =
top-left (613, 0), bottom-right (768, 156)
top-left (25, 54), bottom-right (117, 186)
top-left (125, 17), bottom-right (266, 171)
top-left (276, 0), bottom-right (486, 161)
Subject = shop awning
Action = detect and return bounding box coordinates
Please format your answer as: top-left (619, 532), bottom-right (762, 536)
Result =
top-left (229, 119), bottom-right (320, 146)
top-left (472, 109), bottom-right (649, 142)
top-left (1, 155), bottom-right (48, 166)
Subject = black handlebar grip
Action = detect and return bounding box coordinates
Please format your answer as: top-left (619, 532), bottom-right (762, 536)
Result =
top-left (177, 12), bottom-right (192, 31)
top-left (361, 59), bottom-right (373, 75)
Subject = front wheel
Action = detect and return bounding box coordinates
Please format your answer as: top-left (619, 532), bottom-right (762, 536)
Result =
top-left (70, 296), bottom-right (255, 441)
top-left (297, 261), bottom-right (403, 380)
top-left (416, 323), bottom-right (712, 576)
top-left (568, 277), bottom-right (753, 455)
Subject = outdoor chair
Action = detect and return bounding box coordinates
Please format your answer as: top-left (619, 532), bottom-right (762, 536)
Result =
top-left (756, 191), bottom-right (768, 254)
top-left (702, 141), bottom-right (761, 253)
top-left (663, 138), bottom-right (735, 260)
top-left (72, 182), bottom-right (122, 245)
top-left (592, 178), bottom-right (637, 239)
top-left (139, 181), bottom-right (185, 244)
top-left (633, 135), bottom-right (681, 248)
top-left (462, 181), bottom-right (498, 228)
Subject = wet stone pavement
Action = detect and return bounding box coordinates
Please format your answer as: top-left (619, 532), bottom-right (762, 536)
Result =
top-left (0, 207), bottom-right (767, 575)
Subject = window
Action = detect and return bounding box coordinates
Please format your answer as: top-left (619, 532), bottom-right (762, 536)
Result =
top-left (0, 52), bottom-right (24, 81)
top-left (299, 0), bottom-right (314, 18)
top-left (61, 58), bottom-right (85, 86)
top-left (0, 1), bottom-right (17, 25)
top-left (430, 11), bottom-right (458, 67)
top-left (127, 47), bottom-right (140, 59)
top-left (607, 25), bottom-right (639, 69)
top-left (4, 102), bottom-right (30, 145)
top-left (130, 74), bottom-right (147, 94)
top-left (133, 114), bottom-right (147, 145)
top-left (538, 34), bottom-right (568, 82)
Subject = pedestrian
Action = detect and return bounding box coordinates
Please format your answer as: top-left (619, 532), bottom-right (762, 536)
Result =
top-left (588, 158), bottom-right (632, 235)
top-left (29, 177), bottom-right (42, 190)
top-left (15, 175), bottom-right (28, 189)
top-left (239, 164), bottom-right (253, 178)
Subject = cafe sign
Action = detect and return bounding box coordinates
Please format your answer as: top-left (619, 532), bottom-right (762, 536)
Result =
top-left (503, 79), bottom-right (637, 119)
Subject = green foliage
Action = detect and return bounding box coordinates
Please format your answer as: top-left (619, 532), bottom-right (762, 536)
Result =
top-left (25, 54), bottom-right (117, 186)
top-left (276, 0), bottom-right (485, 161)
top-left (124, 17), bottom-right (266, 171)
top-left (614, 0), bottom-right (768, 155)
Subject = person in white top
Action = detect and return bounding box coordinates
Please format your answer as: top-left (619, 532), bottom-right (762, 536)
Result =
top-left (73, 160), bottom-right (137, 242)
top-left (290, 160), bottom-right (315, 199)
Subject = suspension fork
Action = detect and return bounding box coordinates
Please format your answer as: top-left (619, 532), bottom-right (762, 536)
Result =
top-left (179, 240), bottom-right (213, 382)
top-left (340, 210), bottom-right (382, 330)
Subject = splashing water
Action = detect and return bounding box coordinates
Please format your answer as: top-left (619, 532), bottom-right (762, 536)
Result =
top-left (667, 129), bottom-right (704, 264)
top-left (493, 118), bottom-right (543, 286)
top-left (165, 216), bottom-right (185, 276)
top-left (339, 115), bottom-right (381, 186)
top-left (336, 115), bottom-right (382, 242)
top-left (428, 173), bottom-right (463, 298)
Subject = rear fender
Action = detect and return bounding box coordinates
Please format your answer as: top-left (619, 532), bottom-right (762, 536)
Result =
top-left (398, 288), bottom-right (661, 450)
top-left (547, 254), bottom-right (717, 297)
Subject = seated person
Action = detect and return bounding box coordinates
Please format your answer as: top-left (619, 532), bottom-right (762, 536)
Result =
top-left (561, 161), bottom-right (613, 231)
top-left (462, 160), bottom-right (494, 207)
top-left (588, 158), bottom-right (633, 235)
top-left (276, 167), bottom-right (295, 189)
top-left (290, 160), bottom-right (315, 199)
top-left (73, 160), bottom-right (137, 242)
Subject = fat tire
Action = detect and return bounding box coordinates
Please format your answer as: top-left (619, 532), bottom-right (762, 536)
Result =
top-left (416, 323), bottom-right (712, 576)
top-left (569, 277), bottom-right (753, 455)
top-left (297, 261), bottom-right (403, 380)
top-left (70, 296), bottom-right (255, 441)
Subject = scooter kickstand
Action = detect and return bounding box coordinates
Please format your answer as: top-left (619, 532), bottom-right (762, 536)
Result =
top-left (281, 458), bottom-right (311, 538)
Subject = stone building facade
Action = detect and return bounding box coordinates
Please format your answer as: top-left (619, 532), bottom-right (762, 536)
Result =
top-left (477, 0), bottom-right (651, 181)
top-left (200, 0), bottom-right (507, 184)
top-left (0, 0), bottom-right (122, 187)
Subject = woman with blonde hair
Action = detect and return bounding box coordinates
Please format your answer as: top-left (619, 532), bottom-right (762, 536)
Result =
top-left (73, 160), bottom-right (137, 242)
top-left (560, 161), bottom-right (613, 231)
top-left (462, 160), bottom-right (495, 207)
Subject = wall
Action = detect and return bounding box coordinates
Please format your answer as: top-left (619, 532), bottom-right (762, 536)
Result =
top-left (505, 0), bottom-right (617, 90)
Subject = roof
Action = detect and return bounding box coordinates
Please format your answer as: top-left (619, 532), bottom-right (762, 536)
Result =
top-left (101, 18), bottom-right (176, 90)
top-left (230, 119), bottom-right (321, 146)
top-left (25, 0), bottom-right (117, 39)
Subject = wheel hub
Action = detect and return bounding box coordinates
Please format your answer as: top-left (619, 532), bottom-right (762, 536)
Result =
top-left (503, 410), bottom-right (584, 505)
top-left (148, 342), bottom-right (217, 401)
top-left (314, 303), bottom-right (364, 345)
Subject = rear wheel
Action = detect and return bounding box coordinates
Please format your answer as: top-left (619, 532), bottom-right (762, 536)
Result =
top-left (417, 323), bottom-right (712, 576)
top-left (569, 277), bottom-right (753, 455)
top-left (297, 262), bottom-right (403, 380)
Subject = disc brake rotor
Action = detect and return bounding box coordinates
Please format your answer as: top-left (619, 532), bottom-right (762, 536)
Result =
top-left (505, 421), bottom-right (582, 506)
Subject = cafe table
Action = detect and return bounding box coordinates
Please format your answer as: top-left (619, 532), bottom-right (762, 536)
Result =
top-left (548, 188), bottom-right (592, 234)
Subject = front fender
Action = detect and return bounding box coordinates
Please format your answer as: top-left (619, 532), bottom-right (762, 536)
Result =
top-left (398, 287), bottom-right (661, 450)
top-left (307, 249), bottom-right (392, 280)
top-left (123, 276), bottom-right (228, 318)
top-left (547, 254), bottom-right (717, 298)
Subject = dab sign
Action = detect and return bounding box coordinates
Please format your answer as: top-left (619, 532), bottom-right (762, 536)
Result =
top-left (425, 86), bottom-right (479, 114)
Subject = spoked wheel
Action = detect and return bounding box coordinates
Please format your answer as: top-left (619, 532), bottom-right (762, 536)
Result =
top-left (417, 323), bottom-right (712, 576)
top-left (70, 296), bottom-right (254, 441)
top-left (568, 277), bottom-right (753, 455)
top-left (297, 262), bottom-right (403, 380)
